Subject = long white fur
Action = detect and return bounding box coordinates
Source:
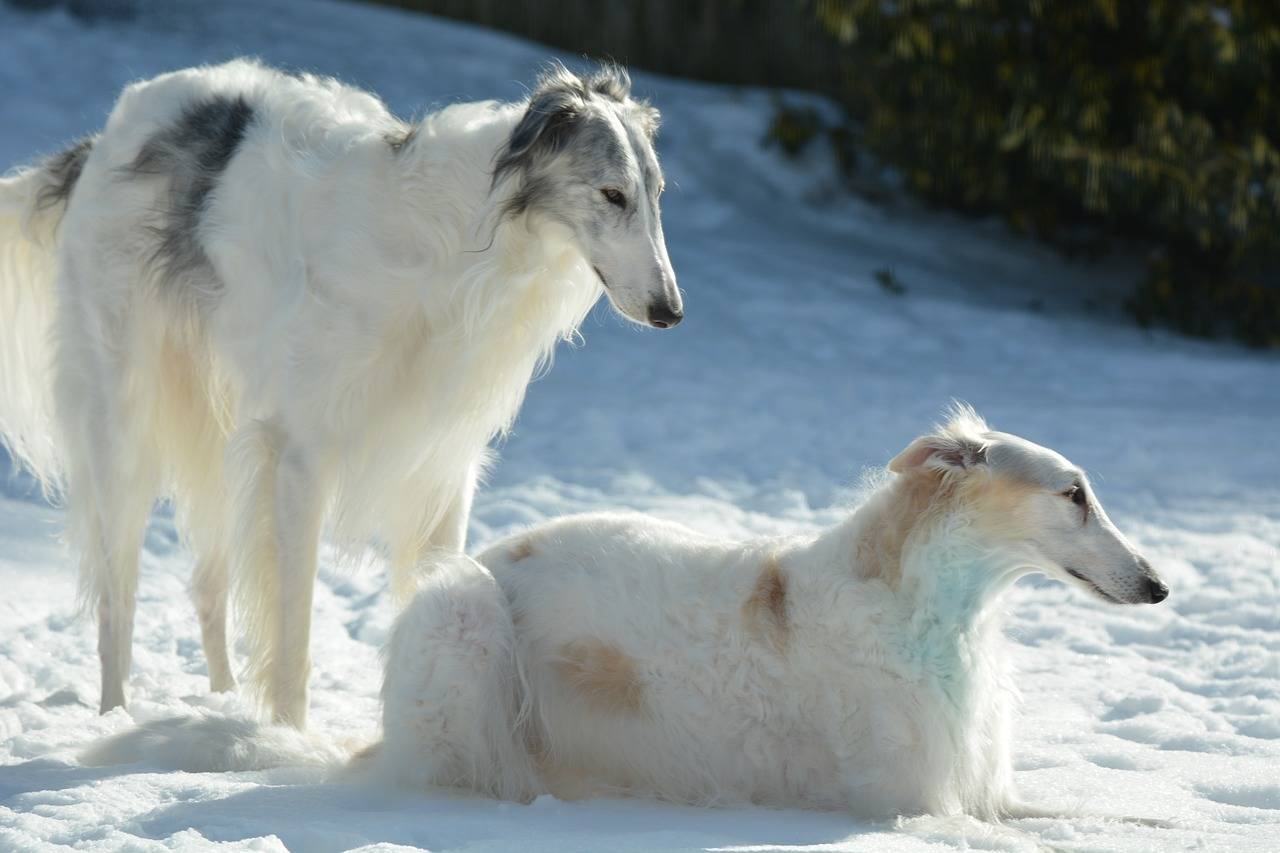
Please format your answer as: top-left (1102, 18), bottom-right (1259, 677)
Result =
top-left (0, 58), bottom-right (672, 727)
top-left (374, 408), bottom-right (1166, 819)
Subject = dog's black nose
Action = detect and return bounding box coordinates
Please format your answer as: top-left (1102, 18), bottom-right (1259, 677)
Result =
top-left (647, 303), bottom-right (683, 329)
top-left (1146, 576), bottom-right (1169, 603)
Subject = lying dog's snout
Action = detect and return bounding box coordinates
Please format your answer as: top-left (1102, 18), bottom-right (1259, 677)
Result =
top-left (647, 302), bottom-right (683, 329)
top-left (1145, 575), bottom-right (1169, 604)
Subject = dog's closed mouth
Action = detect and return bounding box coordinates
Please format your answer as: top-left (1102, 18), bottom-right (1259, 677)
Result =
top-left (592, 265), bottom-right (609, 290)
top-left (1064, 568), bottom-right (1122, 603)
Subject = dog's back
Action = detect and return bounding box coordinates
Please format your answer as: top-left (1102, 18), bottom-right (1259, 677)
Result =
top-left (0, 59), bottom-right (531, 719)
top-left (475, 512), bottom-right (878, 809)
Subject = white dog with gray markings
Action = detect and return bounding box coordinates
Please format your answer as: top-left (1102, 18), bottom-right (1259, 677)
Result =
top-left (0, 58), bottom-right (680, 727)
top-left (374, 407), bottom-right (1168, 818)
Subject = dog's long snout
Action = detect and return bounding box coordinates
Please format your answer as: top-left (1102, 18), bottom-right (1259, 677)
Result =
top-left (647, 302), bottom-right (683, 329)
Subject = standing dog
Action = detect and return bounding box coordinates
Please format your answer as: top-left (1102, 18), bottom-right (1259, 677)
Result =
top-left (378, 408), bottom-right (1168, 817)
top-left (0, 59), bottom-right (679, 726)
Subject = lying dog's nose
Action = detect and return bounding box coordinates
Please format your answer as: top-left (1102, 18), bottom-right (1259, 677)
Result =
top-left (1146, 576), bottom-right (1169, 604)
top-left (647, 303), bottom-right (683, 329)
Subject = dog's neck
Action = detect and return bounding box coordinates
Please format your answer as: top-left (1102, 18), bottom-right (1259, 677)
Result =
top-left (387, 104), bottom-right (601, 329)
top-left (805, 475), bottom-right (1022, 816)
top-left (814, 473), bottom-right (1023, 657)
top-left (893, 520), bottom-right (1020, 687)
top-left (389, 103), bottom-right (544, 261)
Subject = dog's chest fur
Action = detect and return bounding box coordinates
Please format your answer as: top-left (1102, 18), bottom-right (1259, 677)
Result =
top-left (316, 232), bottom-right (599, 562)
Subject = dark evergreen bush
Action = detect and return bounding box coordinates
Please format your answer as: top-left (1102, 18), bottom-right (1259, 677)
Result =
top-left (807, 0), bottom-right (1280, 346)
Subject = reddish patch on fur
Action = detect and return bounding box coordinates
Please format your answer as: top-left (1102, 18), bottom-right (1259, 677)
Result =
top-left (964, 476), bottom-right (1039, 540)
top-left (855, 471), bottom-right (947, 586)
top-left (744, 556), bottom-right (790, 651)
top-left (509, 538), bottom-right (535, 562)
top-left (554, 639), bottom-right (645, 713)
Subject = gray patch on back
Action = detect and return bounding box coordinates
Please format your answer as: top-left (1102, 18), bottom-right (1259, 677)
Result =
top-left (126, 94), bottom-right (256, 289)
top-left (35, 136), bottom-right (96, 212)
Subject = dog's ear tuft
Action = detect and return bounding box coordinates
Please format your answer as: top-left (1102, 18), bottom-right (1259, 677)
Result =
top-left (635, 103), bottom-right (661, 138)
top-left (889, 434), bottom-right (987, 474)
top-left (587, 63), bottom-right (631, 101)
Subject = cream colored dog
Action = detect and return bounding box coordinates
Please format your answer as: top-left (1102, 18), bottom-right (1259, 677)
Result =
top-left (375, 407), bottom-right (1167, 818)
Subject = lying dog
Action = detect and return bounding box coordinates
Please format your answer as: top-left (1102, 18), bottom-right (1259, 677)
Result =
top-left (376, 406), bottom-right (1168, 818)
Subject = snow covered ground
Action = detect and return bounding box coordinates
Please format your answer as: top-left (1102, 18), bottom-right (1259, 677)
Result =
top-left (1, 1), bottom-right (1278, 850)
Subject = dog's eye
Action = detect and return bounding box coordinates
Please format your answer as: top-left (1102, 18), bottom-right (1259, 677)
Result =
top-left (1063, 485), bottom-right (1086, 507)
top-left (600, 187), bottom-right (627, 209)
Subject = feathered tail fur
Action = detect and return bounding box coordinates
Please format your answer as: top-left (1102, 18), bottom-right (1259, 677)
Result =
top-left (0, 139), bottom-right (93, 492)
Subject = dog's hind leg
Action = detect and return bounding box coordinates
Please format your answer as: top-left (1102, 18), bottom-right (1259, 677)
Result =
top-left (270, 440), bottom-right (328, 727)
top-left (192, 551), bottom-right (235, 692)
top-left (85, 491), bottom-right (153, 715)
top-left (57, 345), bottom-right (159, 714)
top-left (229, 422), bottom-right (329, 728)
top-left (179, 487), bottom-right (236, 694)
top-left (155, 337), bottom-right (238, 696)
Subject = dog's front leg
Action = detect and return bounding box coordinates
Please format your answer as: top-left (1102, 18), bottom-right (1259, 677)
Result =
top-left (825, 697), bottom-right (932, 819)
top-left (390, 456), bottom-right (482, 604)
top-left (425, 457), bottom-right (479, 555)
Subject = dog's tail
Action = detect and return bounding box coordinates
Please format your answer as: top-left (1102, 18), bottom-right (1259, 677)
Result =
top-left (0, 138), bottom-right (93, 492)
top-left (80, 711), bottom-right (354, 773)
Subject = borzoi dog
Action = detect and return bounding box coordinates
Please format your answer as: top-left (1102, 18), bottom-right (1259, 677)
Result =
top-left (376, 408), bottom-right (1168, 817)
top-left (0, 59), bottom-right (679, 726)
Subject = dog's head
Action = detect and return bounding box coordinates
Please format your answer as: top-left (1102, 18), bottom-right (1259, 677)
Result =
top-left (494, 63), bottom-right (681, 329)
top-left (889, 407), bottom-right (1168, 605)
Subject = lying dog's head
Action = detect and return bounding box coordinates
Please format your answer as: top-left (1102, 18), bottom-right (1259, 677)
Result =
top-left (889, 407), bottom-right (1168, 605)
top-left (494, 62), bottom-right (681, 329)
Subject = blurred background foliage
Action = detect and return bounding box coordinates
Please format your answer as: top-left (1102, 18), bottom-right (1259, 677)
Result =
top-left (362, 3), bottom-right (1275, 345)
top-left (807, 0), bottom-right (1280, 347)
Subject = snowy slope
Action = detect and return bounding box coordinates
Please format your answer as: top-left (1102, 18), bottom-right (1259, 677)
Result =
top-left (1, 1), bottom-right (1278, 851)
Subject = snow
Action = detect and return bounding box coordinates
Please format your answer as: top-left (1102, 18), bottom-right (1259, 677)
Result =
top-left (1, 1), bottom-right (1278, 850)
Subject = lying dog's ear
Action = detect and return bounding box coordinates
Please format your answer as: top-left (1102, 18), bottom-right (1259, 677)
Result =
top-left (889, 434), bottom-right (987, 474)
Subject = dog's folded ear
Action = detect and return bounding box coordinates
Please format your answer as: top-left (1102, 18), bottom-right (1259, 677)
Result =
top-left (499, 91), bottom-right (580, 169)
top-left (889, 433), bottom-right (987, 474)
top-left (493, 69), bottom-right (589, 185)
